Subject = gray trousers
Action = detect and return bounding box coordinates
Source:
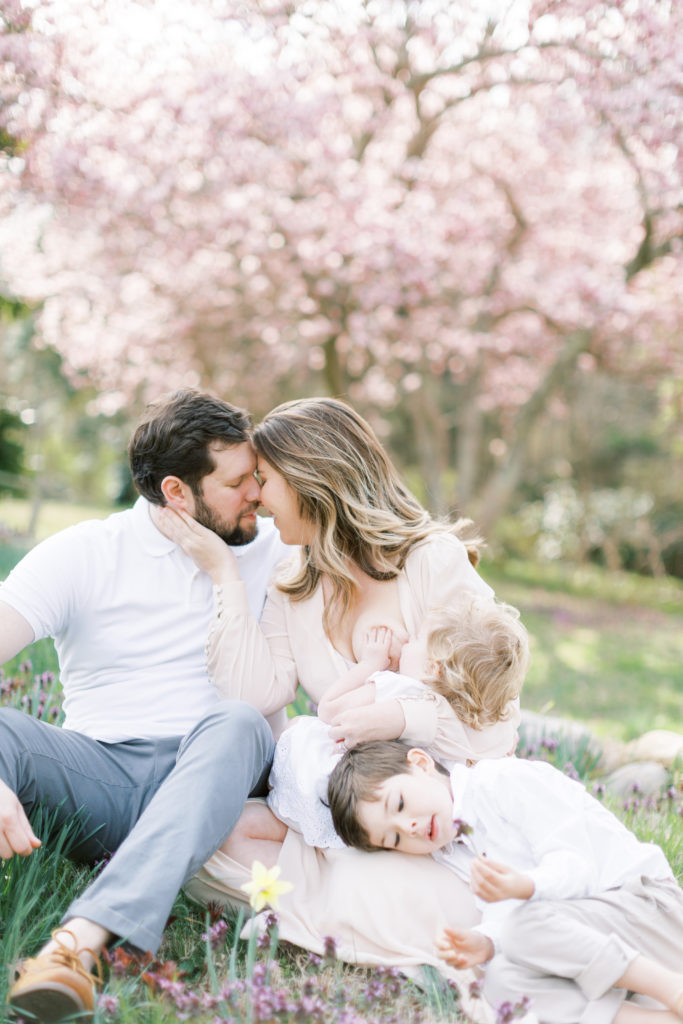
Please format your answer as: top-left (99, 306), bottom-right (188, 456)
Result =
top-left (483, 876), bottom-right (683, 1024)
top-left (0, 702), bottom-right (274, 952)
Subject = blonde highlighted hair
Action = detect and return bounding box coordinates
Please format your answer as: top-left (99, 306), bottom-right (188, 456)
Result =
top-left (253, 397), bottom-right (482, 631)
top-left (422, 597), bottom-right (529, 729)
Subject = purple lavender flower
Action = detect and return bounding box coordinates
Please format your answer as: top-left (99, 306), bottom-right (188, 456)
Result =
top-left (97, 994), bottom-right (120, 1017)
top-left (201, 918), bottom-right (228, 950)
top-left (496, 995), bottom-right (532, 1022)
top-left (453, 818), bottom-right (473, 839)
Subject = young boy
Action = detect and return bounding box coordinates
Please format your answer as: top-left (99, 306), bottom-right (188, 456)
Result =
top-left (328, 740), bottom-right (683, 1024)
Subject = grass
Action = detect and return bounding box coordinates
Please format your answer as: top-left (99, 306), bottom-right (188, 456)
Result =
top-left (484, 559), bottom-right (683, 740)
top-left (1, 530), bottom-right (683, 1022)
top-left (0, 496), bottom-right (113, 544)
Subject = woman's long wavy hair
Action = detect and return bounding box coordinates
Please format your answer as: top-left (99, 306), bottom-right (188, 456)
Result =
top-left (252, 397), bottom-right (481, 630)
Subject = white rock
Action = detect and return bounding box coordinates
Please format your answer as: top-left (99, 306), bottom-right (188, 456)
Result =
top-left (599, 761), bottom-right (669, 798)
top-left (625, 730), bottom-right (683, 767)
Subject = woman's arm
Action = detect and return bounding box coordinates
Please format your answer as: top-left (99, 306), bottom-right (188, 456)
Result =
top-left (156, 507), bottom-right (299, 715)
top-left (207, 579), bottom-right (300, 716)
top-left (399, 694), bottom-right (521, 765)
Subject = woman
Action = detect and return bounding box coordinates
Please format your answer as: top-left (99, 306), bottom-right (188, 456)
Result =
top-left (161, 398), bottom-right (518, 1013)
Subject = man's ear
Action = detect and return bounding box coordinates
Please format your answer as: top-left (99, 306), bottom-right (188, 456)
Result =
top-left (160, 475), bottom-right (194, 513)
top-left (406, 748), bottom-right (436, 774)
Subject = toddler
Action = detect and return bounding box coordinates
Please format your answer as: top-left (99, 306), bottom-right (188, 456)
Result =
top-left (328, 739), bottom-right (683, 1024)
top-left (267, 595), bottom-right (528, 848)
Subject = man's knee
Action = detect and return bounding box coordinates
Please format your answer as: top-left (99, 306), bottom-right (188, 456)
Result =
top-left (179, 702), bottom-right (274, 767)
top-left (198, 701), bottom-right (272, 742)
top-left (0, 708), bottom-right (38, 786)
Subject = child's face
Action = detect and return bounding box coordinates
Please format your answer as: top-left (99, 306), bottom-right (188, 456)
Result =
top-left (356, 750), bottom-right (455, 855)
top-left (398, 623), bottom-right (432, 679)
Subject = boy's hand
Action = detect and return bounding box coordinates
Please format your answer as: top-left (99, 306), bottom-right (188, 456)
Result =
top-left (436, 927), bottom-right (493, 969)
top-left (357, 626), bottom-right (393, 672)
top-left (470, 856), bottom-right (534, 902)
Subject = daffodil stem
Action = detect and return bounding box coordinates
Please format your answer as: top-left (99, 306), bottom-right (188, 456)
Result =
top-left (245, 908), bottom-right (258, 978)
top-left (204, 911), bottom-right (219, 995)
top-left (228, 905), bottom-right (246, 983)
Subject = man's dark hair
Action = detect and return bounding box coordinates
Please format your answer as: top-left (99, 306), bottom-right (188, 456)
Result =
top-left (327, 740), bottom-right (416, 852)
top-left (128, 389), bottom-right (252, 504)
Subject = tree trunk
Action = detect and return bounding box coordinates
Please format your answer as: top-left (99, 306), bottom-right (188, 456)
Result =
top-left (474, 330), bottom-right (591, 537)
top-left (455, 355), bottom-right (485, 509)
top-left (407, 375), bottom-right (449, 514)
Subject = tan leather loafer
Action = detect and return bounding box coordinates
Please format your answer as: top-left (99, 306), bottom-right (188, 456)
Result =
top-left (7, 931), bottom-right (101, 1022)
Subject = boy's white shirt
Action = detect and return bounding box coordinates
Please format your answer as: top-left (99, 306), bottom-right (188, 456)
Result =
top-left (433, 756), bottom-right (673, 951)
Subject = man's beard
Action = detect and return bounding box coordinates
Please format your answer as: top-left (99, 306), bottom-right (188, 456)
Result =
top-left (192, 490), bottom-right (259, 546)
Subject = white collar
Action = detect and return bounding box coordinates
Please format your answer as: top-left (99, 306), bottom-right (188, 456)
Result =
top-left (131, 497), bottom-right (176, 557)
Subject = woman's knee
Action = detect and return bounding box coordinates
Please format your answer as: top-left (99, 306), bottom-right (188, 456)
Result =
top-left (238, 801), bottom-right (287, 842)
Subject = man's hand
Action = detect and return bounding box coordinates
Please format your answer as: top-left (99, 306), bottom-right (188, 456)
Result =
top-left (436, 927), bottom-right (494, 969)
top-left (328, 699), bottom-right (406, 747)
top-left (0, 778), bottom-right (40, 859)
top-left (470, 856), bottom-right (534, 902)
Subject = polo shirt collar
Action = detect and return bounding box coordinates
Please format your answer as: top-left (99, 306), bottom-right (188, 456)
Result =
top-left (131, 496), bottom-right (177, 557)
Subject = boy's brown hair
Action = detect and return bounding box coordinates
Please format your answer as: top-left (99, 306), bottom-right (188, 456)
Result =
top-left (423, 597), bottom-right (529, 729)
top-left (328, 740), bottom-right (448, 852)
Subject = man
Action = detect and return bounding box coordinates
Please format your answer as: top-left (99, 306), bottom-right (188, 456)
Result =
top-left (0, 389), bottom-right (290, 1021)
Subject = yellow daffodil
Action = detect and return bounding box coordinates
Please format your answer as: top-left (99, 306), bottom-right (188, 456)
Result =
top-left (240, 860), bottom-right (293, 912)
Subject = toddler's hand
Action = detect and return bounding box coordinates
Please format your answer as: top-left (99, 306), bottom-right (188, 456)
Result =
top-left (357, 626), bottom-right (393, 672)
top-left (436, 927), bottom-right (493, 969)
top-left (470, 856), bottom-right (534, 902)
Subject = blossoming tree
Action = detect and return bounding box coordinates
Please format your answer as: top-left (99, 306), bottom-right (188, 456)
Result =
top-left (1, 0), bottom-right (681, 524)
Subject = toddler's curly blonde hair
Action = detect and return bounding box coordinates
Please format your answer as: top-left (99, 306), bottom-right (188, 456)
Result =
top-left (422, 597), bottom-right (529, 729)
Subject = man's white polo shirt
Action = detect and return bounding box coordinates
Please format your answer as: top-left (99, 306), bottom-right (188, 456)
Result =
top-left (0, 498), bottom-right (289, 741)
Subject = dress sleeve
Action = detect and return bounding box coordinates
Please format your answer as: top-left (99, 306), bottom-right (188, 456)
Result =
top-left (398, 695), bottom-right (520, 764)
top-left (206, 579), bottom-right (299, 716)
top-left (405, 534), bottom-right (494, 622)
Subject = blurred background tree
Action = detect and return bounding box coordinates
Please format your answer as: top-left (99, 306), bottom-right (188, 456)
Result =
top-left (0, 0), bottom-right (681, 573)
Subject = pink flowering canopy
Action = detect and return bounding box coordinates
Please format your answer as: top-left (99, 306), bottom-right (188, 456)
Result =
top-left (1, 0), bottom-right (681, 516)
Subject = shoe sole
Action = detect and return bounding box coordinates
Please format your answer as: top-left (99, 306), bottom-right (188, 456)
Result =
top-left (8, 982), bottom-right (92, 1023)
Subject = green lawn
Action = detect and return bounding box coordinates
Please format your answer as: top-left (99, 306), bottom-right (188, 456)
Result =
top-left (486, 561), bottom-right (683, 740)
top-left (0, 495), bottom-right (113, 541)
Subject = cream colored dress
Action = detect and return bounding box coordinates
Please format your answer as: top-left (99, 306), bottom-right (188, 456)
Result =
top-left (186, 534), bottom-right (519, 1021)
